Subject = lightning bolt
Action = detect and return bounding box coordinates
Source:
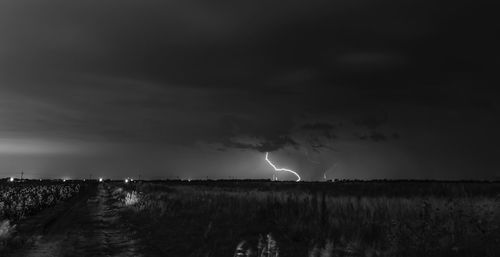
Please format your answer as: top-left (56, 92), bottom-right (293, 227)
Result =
top-left (265, 152), bottom-right (301, 182)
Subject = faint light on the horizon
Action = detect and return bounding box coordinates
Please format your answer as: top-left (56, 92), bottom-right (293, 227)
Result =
top-left (125, 178), bottom-right (129, 183)
top-left (9, 177), bottom-right (14, 182)
top-left (0, 138), bottom-right (84, 154)
top-left (99, 177), bottom-right (103, 182)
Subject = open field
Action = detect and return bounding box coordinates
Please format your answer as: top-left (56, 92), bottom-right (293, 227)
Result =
top-left (121, 180), bottom-right (500, 257)
top-left (1, 180), bottom-right (500, 256)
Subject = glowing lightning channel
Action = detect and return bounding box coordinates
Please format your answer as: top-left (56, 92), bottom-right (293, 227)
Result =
top-left (265, 152), bottom-right (301, 182)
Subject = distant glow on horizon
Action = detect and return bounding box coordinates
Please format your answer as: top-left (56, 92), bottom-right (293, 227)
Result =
top-left (0, 138), bottom-right (84, 154)
top-left (9, 177), bottom-right (14, 182)
top-left (265, 152), bottom-right (301, 182)
top-left (125, 178), bottom-right (129, 183)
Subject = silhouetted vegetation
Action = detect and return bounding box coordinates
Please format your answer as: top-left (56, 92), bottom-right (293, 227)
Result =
top-left (116, 180), bottom-right (500, 257)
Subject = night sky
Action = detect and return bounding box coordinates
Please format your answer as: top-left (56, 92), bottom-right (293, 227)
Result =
top-left (1, 0), bottom-right (498, 180)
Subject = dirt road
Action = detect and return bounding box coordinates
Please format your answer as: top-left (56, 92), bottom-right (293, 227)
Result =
top-left (5, 184), bottom-right (142, 257)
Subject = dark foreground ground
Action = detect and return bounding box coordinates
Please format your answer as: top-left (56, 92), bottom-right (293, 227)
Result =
top-left (1, 180), bottom-right (500, 257)
top-left (2, 184), bottom-right (142, 257)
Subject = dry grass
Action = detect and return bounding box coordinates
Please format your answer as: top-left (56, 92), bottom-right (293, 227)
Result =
top-left (0, 220), bottom-right (16, 242)
top-left (124, 191), bottom-right (140, 206)
top-left (117, 181), bottom-right (500, 257)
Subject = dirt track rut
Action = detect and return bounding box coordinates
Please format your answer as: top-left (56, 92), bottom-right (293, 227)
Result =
top-left (7, 184), bottom-right (142, 257)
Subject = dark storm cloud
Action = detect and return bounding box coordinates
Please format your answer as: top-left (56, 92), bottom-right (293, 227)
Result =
top-left (301, 123), bottom-right (336, 131)
top-left (215, 115), bottom-right (298, 152)
top-left (359, 132), bottom-right (388, 142)
top-left (2, 0), bottom-right (498, 131)
top-left (222, 136), bottom-right (298, 153)
top-left (1, 0), bottom-right (499, 179)
top-left (354, 116), bottom-right (388, 130)
top-left (3, 0), bottom-right (498, 91)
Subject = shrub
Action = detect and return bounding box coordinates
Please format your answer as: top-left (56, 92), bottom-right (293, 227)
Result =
top-left (0, 219), bottom-right (15, 241)
top-left (124, 191), bottom-right (140, 206)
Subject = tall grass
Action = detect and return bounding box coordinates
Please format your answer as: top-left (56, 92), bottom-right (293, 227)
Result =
top-left (118, 182), bottom-right (500, 257)
top-left (124, 191), bottom-right (140, 206)
top-left (0, 220), bottom-right (15, 242)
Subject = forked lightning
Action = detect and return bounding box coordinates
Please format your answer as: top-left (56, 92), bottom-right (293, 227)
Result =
top-left (265, 152), bottom-right (301, 182)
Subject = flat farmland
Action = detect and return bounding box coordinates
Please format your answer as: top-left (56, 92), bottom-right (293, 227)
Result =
top-left (1, 180), bottom-right (499, 257)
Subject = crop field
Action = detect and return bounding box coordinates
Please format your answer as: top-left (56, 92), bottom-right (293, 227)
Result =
top-left (0, 181), bottom-right (82, 221)
top-left (1, 180), bottom-right (499, 257)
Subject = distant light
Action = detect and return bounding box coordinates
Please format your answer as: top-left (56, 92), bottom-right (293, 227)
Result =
top-left (125, 178), bottom-right (129, 183)
top-left (130, 178), bottom-right (134, 182)
top-left (9, 177), bottom-right (14, 182)
top-left (63, 179), bottom-right (66, 182)
top-left (40, 179), bottom-right (42, 181)
top-left (99, 178), bottom-right (103, 182)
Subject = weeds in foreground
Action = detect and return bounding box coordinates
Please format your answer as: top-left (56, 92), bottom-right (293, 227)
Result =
top-left (234, 234), bottom-right (279, 257)
top-left (124, 191), bottom-right (140, 206)
top-left (118, 182), bottom-right (500, 257)
top-left (0, 220), bottom-right (15, 241)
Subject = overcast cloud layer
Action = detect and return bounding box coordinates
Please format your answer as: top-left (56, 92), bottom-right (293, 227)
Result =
top-left (0, 0), bottom-right (499, 180)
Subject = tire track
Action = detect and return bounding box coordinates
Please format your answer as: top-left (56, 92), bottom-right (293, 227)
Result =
top-left (6, 184), bottom-right (142, 257)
